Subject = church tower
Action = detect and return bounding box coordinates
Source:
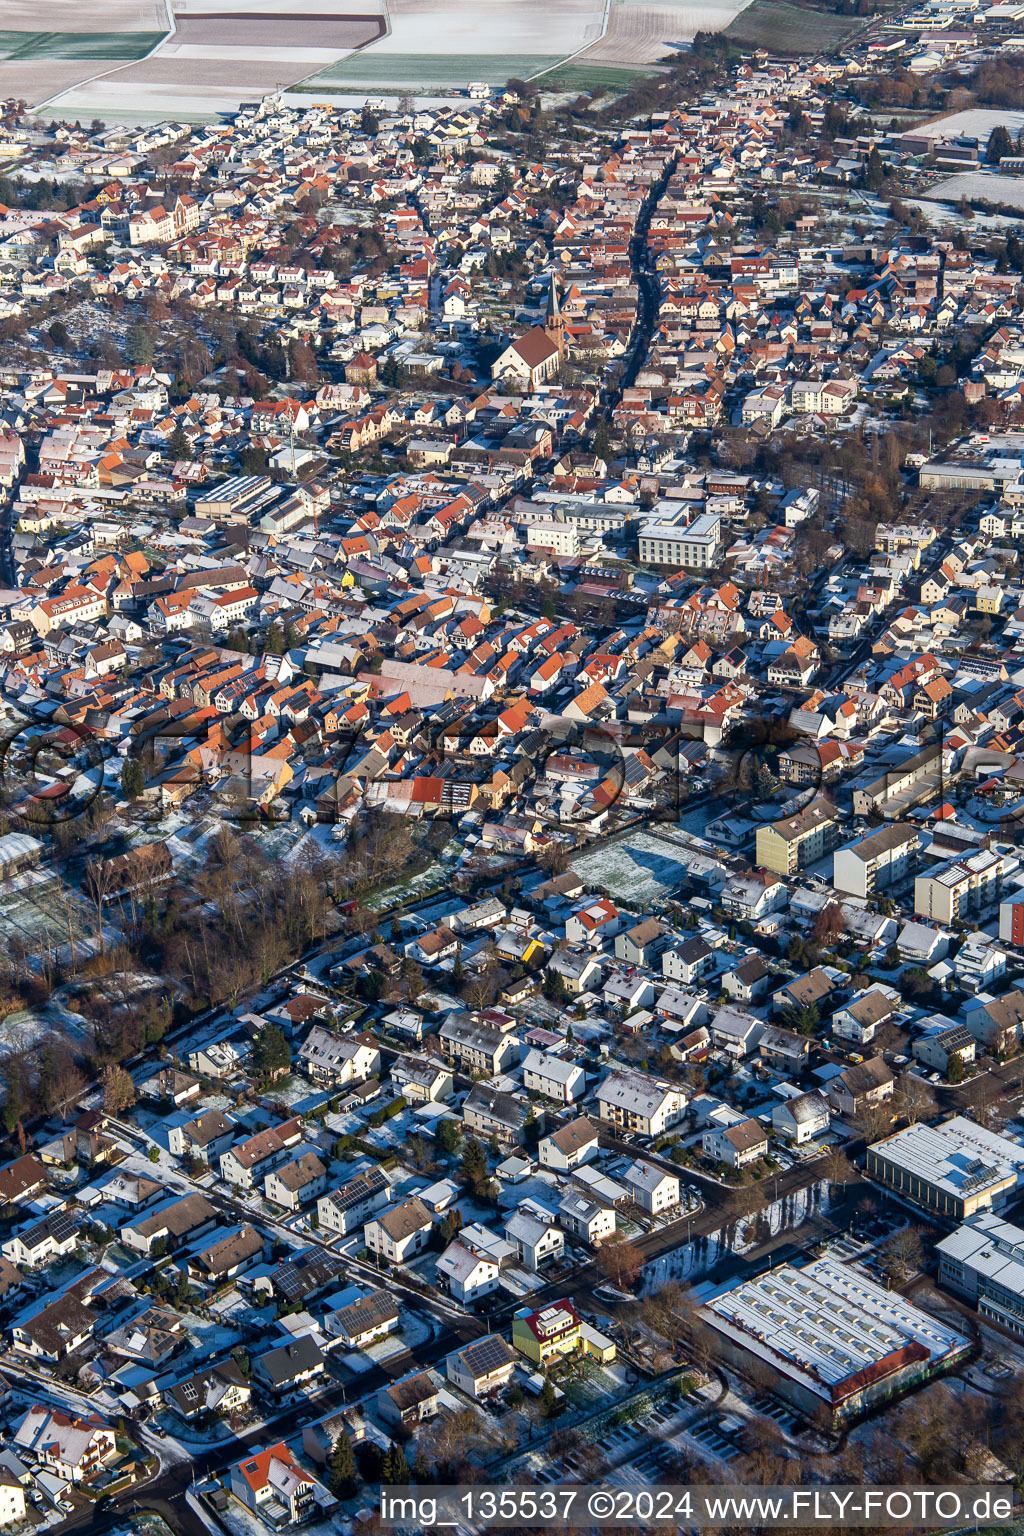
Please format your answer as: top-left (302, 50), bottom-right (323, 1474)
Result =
top-left (545, 272), bottom-right (564, 355)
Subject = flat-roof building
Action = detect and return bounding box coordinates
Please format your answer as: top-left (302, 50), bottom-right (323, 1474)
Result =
top-left (700, 1256), bottom-right (969, 1427)
top-left (936, 1211), bottom-right (1024, 1336)
top-left (866, 1115), bottom-right (1024, 1221)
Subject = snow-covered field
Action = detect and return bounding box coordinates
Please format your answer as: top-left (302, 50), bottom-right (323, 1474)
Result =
top-left (909, 108), bottom-right (1024, 140)
top-left (30, 0), bottom-right (756, 116)
top-left (929, 170), bottom-right (1024, 209)
top-left (571, 828), bottom-right (691, 904)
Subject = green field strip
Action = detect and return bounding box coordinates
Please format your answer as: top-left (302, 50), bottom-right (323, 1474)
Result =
top-left (0, 29), bottom-right (165, 60)
top-left (304, 50), bottom-right (563, 88)
top-left (536, 62), bottom-right (653, 90)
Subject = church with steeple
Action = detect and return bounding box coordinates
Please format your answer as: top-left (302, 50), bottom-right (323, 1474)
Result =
top-left (544, 272), bottom-right (565, 355)
top-left (490, 271), bottom-right (566, 389)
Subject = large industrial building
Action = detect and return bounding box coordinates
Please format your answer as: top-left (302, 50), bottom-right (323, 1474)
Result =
top-left (865, 1116), bottom-right (1024, 1222)
top-left (936, 1212), bottom-right (1024, 1336)
top-left (700, 1257), bottom-right (970, 1427)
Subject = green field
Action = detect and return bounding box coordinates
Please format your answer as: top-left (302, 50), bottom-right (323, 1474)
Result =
top-left (724, 0), bottom-right (860, 52)
top-left (302, 51), bottom-right (563, 90)
top-left (536, 62), bottom-right (653, 91)
top-left (0, 29), bottom-right (165, 59)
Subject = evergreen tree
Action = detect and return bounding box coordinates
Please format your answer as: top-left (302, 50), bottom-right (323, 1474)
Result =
top-left (120, 758), bottom-right (145, 800)
top-left (988, 124), bottom-right (1013, 164)
top-left (168, 426), bottom-right (192, 461)
top-left (251, 1024), bottom-right (290, 1082)
top-left (459, 1135), bottom-right (488, 1190)
top-left (382, 1442), bottom-right (411, 1485)
top-left (328, 1433), bottom-right (357, 1498)
top-left (126, 320), bottom-right (155, 367)
top-left (436, 1117), bottom-right (460, 1155)
top-left (539, 1378), bottom-right (558, 1417)
top-left (412, 1448), bottom-right (433, 1483)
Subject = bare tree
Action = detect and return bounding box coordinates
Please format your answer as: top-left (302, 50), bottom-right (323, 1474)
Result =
top-left (42, 1045), bottom-right (87, 1121)
top-left (595, 1233), bottom-right (645, 1292)
top-left (822, 1145), bottom-right (851, 1193)
top-left (84, 858), bottom-right (117, 957)
top-left (853, 1101), bottom-right (893, 1144)
top-left (879, 1225), bottom-right (924, 1283)
top-left (50, 877), bottom-right (80, 974)
top-left (896, 1072), bottom-right (936, 1125)
top-left (102, 1063), bottom-right (136, 1116)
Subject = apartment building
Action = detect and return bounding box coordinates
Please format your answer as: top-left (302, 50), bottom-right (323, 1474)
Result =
top-left (638, 511), bottom-right (721, 569)
top-left (755, 798), bottom-right (837, 877)
top-left (915, 848), bottom-right (1007, 926)
top-left (595, 1069), bottom-right (687, 1137)
top-left (832, 822), bottom-right (918, 899)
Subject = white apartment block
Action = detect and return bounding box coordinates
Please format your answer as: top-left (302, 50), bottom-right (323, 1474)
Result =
top-left (638, 511), bottom-right (721, 569)
top-left (832, 823), bottom-right (918, 900)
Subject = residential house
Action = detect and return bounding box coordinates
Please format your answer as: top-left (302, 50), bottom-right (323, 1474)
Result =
top-left (772, 1091), bottom-right (830, 1145)
top-left (623, 1161), bottom-right (680, 1215)
top-left (825, 1057), bottom-right (895, 1118)
top-left (299, 1027), bottom-right (380, 1088)
top-left (253, 1337), bottom-right (326, 1397)
top-left (317, 1167), bottom-right (391, 1237)
top-left (230, 1443), bottom-right (327, 1527)
top-left (13, 1406), bottom-right (116, 1484)
top-left (446, 1335), bottom-right (516, 1400)
top-left (522, 1049), bottom-right (585, 1104)
top-left (377, 1371), bottom-right (439, 1428)
top-left (364, 1197), bottom-right (433, 1264)
top-left (538, 1116), bottom-right (599, 1172)
top-left (702, 1118), bottom-right (768, 1168)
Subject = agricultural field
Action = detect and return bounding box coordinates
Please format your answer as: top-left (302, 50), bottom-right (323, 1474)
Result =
top-left (724, 0), bottom-right (861, 52)
top-left (304, 51), bottom-right (564, 90)
top-left (0, 0), bottom-right (169, 102)
top-left (577, 0), bottom-right (750, 66)
top-left (537, 61), bottom-right (651, 90)
top-left (35, 0), bottom-right (386, 119)
top-left (0, 30), bottom-right (165, 57)
top-left (907, 107), bottom-right (1024, 140)
top-left (19, 0), bottom-right (757, 116)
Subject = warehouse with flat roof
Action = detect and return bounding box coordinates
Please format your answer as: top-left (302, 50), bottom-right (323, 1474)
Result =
top-left (866, 1115), bottom-right (1024, 1221)
top-left (700, 1256), bottom-right (969, 1427)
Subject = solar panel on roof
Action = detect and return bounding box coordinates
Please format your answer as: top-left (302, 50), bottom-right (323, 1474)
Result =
top-left (465, 1336), bottom-right (511, 1372)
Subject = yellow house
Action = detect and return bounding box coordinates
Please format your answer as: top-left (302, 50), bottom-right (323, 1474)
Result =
top-left (512, 1300), bottom-right (581, 1367)
top-left (580, 1321), bottom-right (617, 1363)
top-left (976, 587), bottom-right (1005, 615)
top-left (495, 933), bottom-right (544, 966)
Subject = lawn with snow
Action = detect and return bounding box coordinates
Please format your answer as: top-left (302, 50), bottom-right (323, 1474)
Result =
top-left (571, 827), bottom-right (690, 904)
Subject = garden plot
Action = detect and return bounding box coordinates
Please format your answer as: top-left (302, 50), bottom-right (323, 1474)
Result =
top-left (571, 827), bottom-right (690, 904)
top-left (0, 869), bottom-right (95, 964)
